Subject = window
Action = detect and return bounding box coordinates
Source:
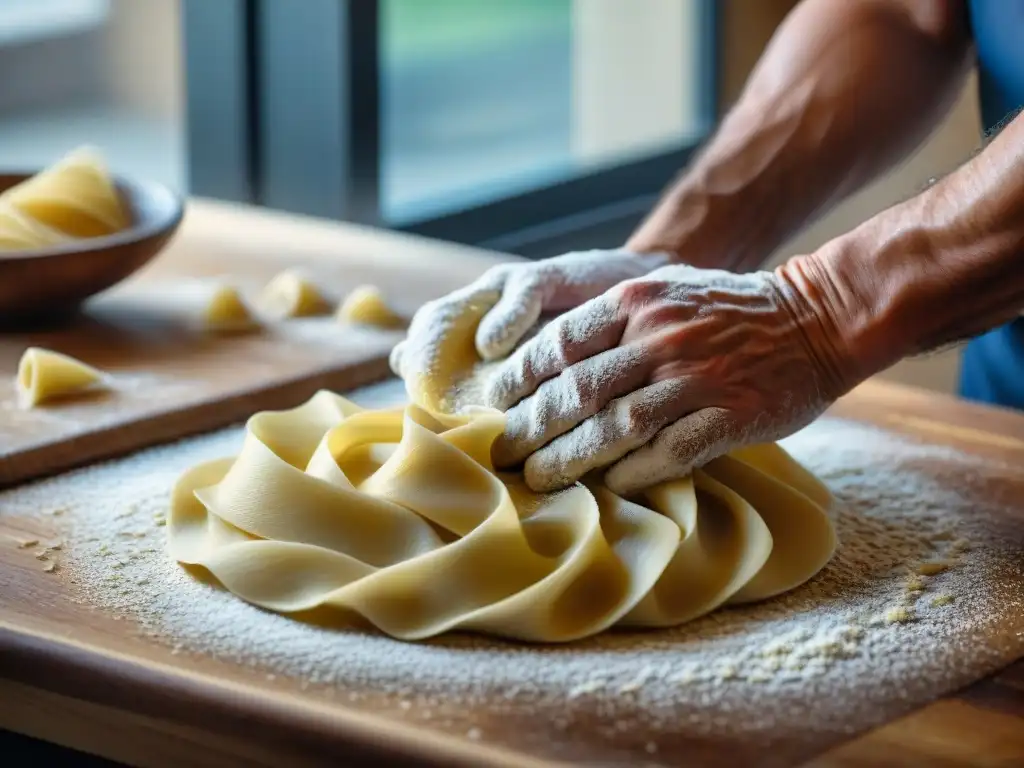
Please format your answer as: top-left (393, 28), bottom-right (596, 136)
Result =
top-left (184, 0), bottom-right (718, 256)
top-left (0, 0), bottom-right (185, 192)
top-left (0, 0), bottom-right (109, 46)
top-left (382, 0), bottom-right (708, 225)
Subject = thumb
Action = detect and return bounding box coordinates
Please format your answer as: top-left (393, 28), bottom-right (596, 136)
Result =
top-left (475, 276), bottom-right (544, 361)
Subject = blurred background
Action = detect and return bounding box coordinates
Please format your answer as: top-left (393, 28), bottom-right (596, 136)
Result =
top-left (0, 0), bottom-right (980, 393)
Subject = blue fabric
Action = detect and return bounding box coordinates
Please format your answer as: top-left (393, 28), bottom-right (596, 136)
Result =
top-left (957, 1), bottom-right (1024, 408)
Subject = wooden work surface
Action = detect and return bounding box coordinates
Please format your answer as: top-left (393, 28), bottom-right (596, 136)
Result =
top-left (808, 384), bottom-right (1024, 768)
top-left (0, 200), bottom-right (1021, 766)
top-left (0, 380), bottom-right (1021, 767)
top-left (0, 198), bottom-right (511, 489)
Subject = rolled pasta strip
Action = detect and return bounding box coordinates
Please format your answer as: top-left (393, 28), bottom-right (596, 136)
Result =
top-left (0, 146), bottom-right (129, 239)
top-left (16, 347), bottom-right (107, 407)
top-left (259, 269), bottom-right (331, 319)
top-left (168, 400), bottom-right (836, 643)
top-left (336, 285), bottom-right (407, 329)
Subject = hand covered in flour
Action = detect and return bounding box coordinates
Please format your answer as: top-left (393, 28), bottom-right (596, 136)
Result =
top-left (390, 249), bottom-right (670, 389)
top-left (486, 262), bottom-right (861, 494)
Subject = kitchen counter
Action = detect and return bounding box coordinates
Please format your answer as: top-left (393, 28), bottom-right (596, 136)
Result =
top-left (0, 199), bottom-right (1021, 767)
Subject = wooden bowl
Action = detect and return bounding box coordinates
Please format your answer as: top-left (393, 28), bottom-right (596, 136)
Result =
top-left (0, 172), bottom-right (185, 327)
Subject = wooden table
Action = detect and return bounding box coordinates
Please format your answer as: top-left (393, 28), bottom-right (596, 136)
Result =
top-left (811, 385), bottom-right (1024, 767)
top-left (1, 199), bottom-right (1022, 767)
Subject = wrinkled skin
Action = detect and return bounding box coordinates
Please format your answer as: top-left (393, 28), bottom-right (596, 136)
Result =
top-left (389, 249), bottom-right (669, 399)
top-left (484, 263), bottom-right (846, 495)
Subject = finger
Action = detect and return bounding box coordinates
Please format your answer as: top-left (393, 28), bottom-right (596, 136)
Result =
top-left (394, 280), bottom-right (502, 386)
top-left (475, 275), bottom-right (544, 361)
top-left (521, 377), bottom-right (698, 492)
top-left (604, 406), bottom-right (737, 496)
top-left (491, 344), bottom-right (652, 468)
top-left (389, 340), bottom-right (406, 378)
top-left (484, 295), bottom-right (627, 411)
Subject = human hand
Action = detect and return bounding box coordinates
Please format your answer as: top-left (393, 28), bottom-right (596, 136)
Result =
top-left (389, 249), bottom-right (670, 396)
top-left (485, 261), bottom-right (861, 495)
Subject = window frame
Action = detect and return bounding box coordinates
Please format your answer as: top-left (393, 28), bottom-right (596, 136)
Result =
top-left (182, 0), bottom-right (720, 257)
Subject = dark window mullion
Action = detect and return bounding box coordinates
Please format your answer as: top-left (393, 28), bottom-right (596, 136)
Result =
top-left (254, 0), bottom-right (381, 224)
top-left (182, 0), bottom-right (260, 204)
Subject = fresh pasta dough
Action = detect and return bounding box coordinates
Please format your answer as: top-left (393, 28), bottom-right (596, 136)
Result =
top-left (336, 285), bottom-right (406, 329)
top-left (0, 146), bottom-right (129, 244)
top-left (16, 347), bottom-right (107, 407)
top-left (169, 298), bottom-right (837, 643)
top-left (259, 270), bottom-right (331, 319)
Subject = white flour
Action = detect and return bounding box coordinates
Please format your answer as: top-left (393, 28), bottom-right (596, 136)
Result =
top-left (3, 379), bottom-right (1024, 766)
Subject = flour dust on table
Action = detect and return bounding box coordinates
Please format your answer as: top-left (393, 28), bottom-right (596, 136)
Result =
top-left (4, 379), bottom-right (1023, 766)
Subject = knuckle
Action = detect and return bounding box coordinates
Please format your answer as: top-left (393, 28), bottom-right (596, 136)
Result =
top-left (481, 264), bottom-right (512, 284)
top-left (560, 366), bottom-right (595, 409)
top-left (613, 277), bottom-right (663, 309)
top-left (619, 396), bottom-right (653, 436)
top-left (535, 318), bottom-right (573, 365)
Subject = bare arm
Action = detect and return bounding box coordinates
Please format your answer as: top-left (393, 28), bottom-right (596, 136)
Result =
top-left (481, 109), bottom-right (1024, 493)
top-left (627, 0), bottom-right (973, 271)
top-left (780, 107), bottom-right (1024, 394)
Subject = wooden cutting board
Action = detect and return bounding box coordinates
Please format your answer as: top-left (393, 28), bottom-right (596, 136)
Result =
top-left (0, 199), bottom-right (512, 489)
top-left (0, 378), bottom-right (1022, 767)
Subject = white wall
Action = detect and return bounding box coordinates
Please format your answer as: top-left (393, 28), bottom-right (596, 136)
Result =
top-left (100, 0), bottom-right (182, 120)
top-left (571, 0), bottom-right (701, 165)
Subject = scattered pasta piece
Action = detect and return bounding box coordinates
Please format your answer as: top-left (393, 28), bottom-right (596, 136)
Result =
top-left (905, 575), bottom-right (927, 592)
top-left (336, 284), bottom-right (406, 329)
top-left (202, 283), bottom-right (260, 333)
top-left (884, 606), bottom-right (915, 624)
top-left (258, 270), bottom-right (330, 318)
top-left (16, 347), bottom-right (107, 407)
top-left (916, 560), bottom-right (954, 576)
top-left (930, 594), bottom-right (954, 607)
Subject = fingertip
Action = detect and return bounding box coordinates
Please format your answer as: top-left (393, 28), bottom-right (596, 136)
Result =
top-left (523, 452), bottom-right (575, 493)
top-left (604, 453), bottom-right (668, 497)
top-left (489, 432), bottom-right (517, 469)
top-left (388, 341), bottom-right (405, 378)
top-left (605, 406), bottom-right (736, 495)
top-left (475, 291), bottom-right (542, 361)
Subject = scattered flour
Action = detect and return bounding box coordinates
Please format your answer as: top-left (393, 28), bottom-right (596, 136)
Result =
top-left (3, 379), bottom-right (1024, 766)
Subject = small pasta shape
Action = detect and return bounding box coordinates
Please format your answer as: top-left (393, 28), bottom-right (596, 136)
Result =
top-left (336, 285), bottom-right (406, 329)
top-left (259, 270), bottom-right (331, 319)
top-left (202, 283), bottom-right (260, 333)
top-left (16, 347), bottom-right (107, 407)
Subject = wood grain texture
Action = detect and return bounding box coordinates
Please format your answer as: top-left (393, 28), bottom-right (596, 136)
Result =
top-left (0, 377), bottom-right (1021, 767)
top-left (0, 198), bottom-right (513, 489)
top-left (804, 385), bottom-right (1024, 768)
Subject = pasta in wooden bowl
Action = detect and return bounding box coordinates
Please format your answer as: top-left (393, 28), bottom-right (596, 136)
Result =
top-left (0, 147), bottom-right (184, 326)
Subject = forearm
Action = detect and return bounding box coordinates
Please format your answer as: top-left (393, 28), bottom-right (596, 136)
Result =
top-left (780, 109), bottom-right (1024, 394)
top-left (627, 0), bottom-right (971, 271)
